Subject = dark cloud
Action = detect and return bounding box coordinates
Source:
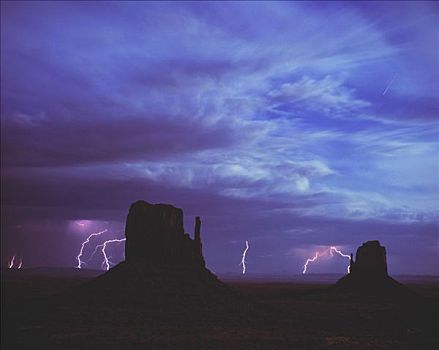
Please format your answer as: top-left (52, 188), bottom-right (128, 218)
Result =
top-left (1, 116), bottom-right (237, 166)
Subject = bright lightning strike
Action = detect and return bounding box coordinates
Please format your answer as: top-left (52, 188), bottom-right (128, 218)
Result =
top-left (100, 238), bottom-right (126, 271)
top-left (7, 255), bottom-right (23, 269)
top-left (302, 246), bottom-right (351, 274)
top-left (302, 252), bottom-right (319, 274)
top-left (8, 254), bottom-right (16, 269)
top-left (76, 229), bottom-right (108, 269)
top-left (330, 246), bottom-right (351, 273)
top-left (239, 240), bottom-right (249, 275)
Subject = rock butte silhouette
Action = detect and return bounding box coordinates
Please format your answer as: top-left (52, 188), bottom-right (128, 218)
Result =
top-left (334, 240), bottom-right (415, 299)
top-left (68, 201), bottom-right (241, 313)
top-left (124, 201), bottom-right (205, 267)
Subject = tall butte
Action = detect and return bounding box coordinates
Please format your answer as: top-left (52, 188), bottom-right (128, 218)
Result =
top-left (69, 201), bottom-right (235, 310)
top-left (124, 201), bottom-right (205, 267)
top-left (335, 240), bottom-right (414, 299)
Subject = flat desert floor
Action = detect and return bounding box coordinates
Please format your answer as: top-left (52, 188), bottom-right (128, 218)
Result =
top-left (2, 268), bottom-right (438, 350)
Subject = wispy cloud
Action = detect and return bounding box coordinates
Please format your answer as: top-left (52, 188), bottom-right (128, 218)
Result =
top-left (269, 76), bottom-right (370, 116)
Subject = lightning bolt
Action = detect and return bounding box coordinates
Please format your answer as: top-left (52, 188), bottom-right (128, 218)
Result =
top-left (239, 240), bottom-right (249, 275)
top-left (8, 254), bottom-right (16, 269)
top-left (88, 233), bottom-right (125, 270)
top-left (17, 259), bottom-right (23, 269)
top-left (302, 252), bottom-right (319, 274)
top-left (302, 246), bottom-right (351, 274)
top-left (89, 242), bottom-right (107, 268)
top-left (330, 246), bottom-right (351, 273)
top-left (99, 238), bottom-right (126, 271)
top-left (76, 229), bottom-right (108, 269)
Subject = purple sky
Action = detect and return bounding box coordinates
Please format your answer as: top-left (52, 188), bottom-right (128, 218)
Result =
top-left (1, 1), bottom-right (438, 275)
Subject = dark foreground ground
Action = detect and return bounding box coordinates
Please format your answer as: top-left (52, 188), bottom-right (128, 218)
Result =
top-left (2, 268), bottom-right (438, 350)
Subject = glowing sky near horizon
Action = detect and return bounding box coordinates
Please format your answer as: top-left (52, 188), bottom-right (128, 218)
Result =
top-left (1, 1), bottom-right (438, 274)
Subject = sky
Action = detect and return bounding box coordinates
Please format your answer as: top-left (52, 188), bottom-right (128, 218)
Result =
top-left (1, 1), bottom-right (438, 275)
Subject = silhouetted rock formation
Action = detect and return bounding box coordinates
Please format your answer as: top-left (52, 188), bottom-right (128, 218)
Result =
top-left (66, 201), bottom-right (241, 315)
top-left (124, 201), bottom-right (205, 267)
top-left (349, 240), bottom-right (388, 277)
top-left (335, 240), bottom-right (414, 300)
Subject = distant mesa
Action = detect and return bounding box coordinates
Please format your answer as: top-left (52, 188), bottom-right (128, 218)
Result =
top-left (335, 240), bottom-right (414, 299)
